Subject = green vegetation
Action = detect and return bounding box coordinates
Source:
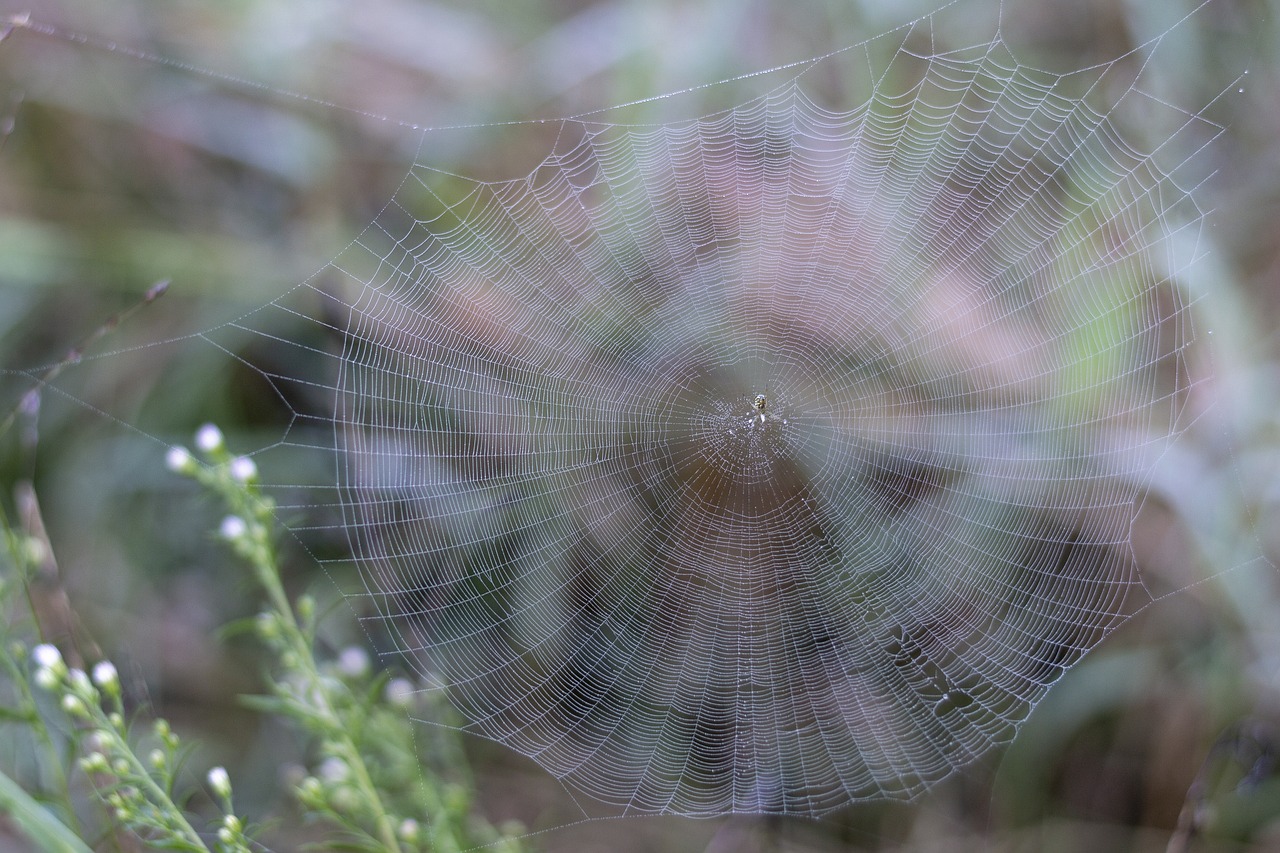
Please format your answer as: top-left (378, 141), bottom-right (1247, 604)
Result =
top-left (0, 423), bottom-right (522, 851)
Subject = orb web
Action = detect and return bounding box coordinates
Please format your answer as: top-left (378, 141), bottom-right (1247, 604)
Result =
top-left (228, 8), bottom-right (1222, 817)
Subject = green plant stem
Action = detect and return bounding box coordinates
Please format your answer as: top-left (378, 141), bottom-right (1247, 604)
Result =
top-left (1, 513), bottom-right (80, 837)
top-left (283, 628), bottom-right (401, 851)
top-left (99, 707), bottom-right (207, 850)
top-left (235, 492), bottom-right (402, 851)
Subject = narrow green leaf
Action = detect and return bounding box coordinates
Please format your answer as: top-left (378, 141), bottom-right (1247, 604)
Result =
top-left (0, 767), bottom-right (95, 853)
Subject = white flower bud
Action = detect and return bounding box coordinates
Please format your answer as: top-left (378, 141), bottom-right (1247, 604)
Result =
top-left (34, 667), bottom-right (60, 690)
top-left (165, 445), bottom-right (194, 473)
top-left (318, 756), bottom-right (349, 782)
top-left (85, 730), bottom-right (111, 754)
top-left (195, 423), bottom-right (224, 453)
top-left (92, 660), bottom-right (119, 692)
top-left (208, 766), bottom-right (232, 800)
top-left (384, 678), bottom-right (415, 708)
top-left (67, 668), bottom-right (92, 694)
top-left (229, 455), bottom-right (257, 483)
top-left (255, 612), bottom-right (279, 639)
top-left (297, 775), bottom-right (323, 802)
top-left (32, 643), bottom-right (62, 670)
top-left (220, 516), bottom-right (248, 540)
top-left (336, 646), bottom-right (370, 679)
top-left (398, 818), bottom-right (420, 843)
top-left (330, 784), bottom-right (357, 812)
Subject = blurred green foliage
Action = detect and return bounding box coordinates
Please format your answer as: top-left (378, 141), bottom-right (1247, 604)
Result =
top-left (1, 0), bottom-right (1278, 850)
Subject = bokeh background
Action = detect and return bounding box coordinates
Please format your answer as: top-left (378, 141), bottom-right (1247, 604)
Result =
top-left (1, 0), bottom-right (1278, 850)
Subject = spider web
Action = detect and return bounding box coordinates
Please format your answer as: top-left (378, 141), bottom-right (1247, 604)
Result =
top-left (192, 4), bottom-right (1231, 818)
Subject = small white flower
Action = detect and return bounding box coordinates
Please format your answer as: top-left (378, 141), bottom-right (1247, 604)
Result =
top-left (60, 694), bottom-right (87, 717)
top-left (67, 668), bottom-right (92, 693)
top-left (220, 516), bottom-right (248, 540)
top-left (195, 423), bottom-right (224, 453)
top-left (255, 611), bottom-right (279, 639)
top-left (222, 814), bottom-right (241, 832)
top-left (297, 775), bottom-right (323, 802)
top-left (165, 445), bottom-right (193, 473)
top-left (217, 826), bottom-right (235, 845)
top-left (33, 667), bottom-right (59, 690)
top-left (85, 730), bottom-right (111, 754)
top-left (32, 643), bottom-right (62, 670)
top-left (208, 766), bottom-right (232, 800)
top-left (318, 756), bottom-right (349, 782)
top-left (398, 818), bottom-right (420, 843)
top-left (229, 455), bottom-right (257, 483)
top-left (330, 785), bottom-right (357, 812)
top-left (149, 748), bottom-right (166, 770)
top-left (336, 646), bottom-right (370, 679)
top-left (384, 678), bottom-right (415, 708)
top-left (92, 660), bottom-right (119, 691)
